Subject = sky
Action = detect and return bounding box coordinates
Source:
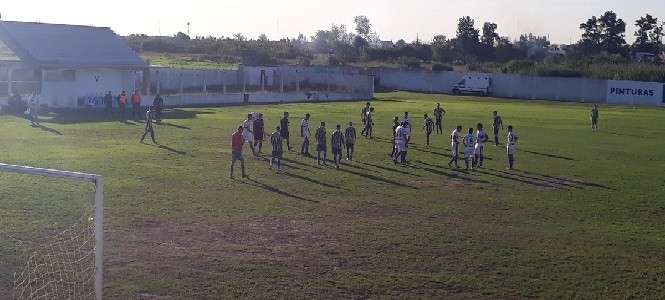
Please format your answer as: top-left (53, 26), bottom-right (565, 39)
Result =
top-left (1, 0), bottom-right (662, 44)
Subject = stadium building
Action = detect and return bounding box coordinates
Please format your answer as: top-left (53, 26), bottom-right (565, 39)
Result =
top-left (0, 21), bottom-right (149, 108)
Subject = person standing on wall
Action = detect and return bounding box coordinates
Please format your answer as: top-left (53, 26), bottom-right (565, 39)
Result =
top-left (117, 91), bottom-right (127, 120)
top-left (103, 90), bottom-right (114, 117)
top-left (131, 89), bottom-right (142, 120)
top-left (153, 93), bottom-right (164, 124)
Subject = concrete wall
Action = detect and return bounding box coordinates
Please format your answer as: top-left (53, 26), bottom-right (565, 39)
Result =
top-left (160, 92), bottom-right (370, 107)
top-left (606, 80), bottom-right (665, 106)
top-left (372, 68), bottom-right (665, 106)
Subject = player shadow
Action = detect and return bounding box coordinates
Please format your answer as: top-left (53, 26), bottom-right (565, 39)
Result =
top-left (156, 122), bottom-right (191, 130)
top-left (152, 144), bottom-right (191, 156)
top-left (603, 131), bottom-right (650, 139)
top-left (421, 166), bottom-right (490, 184)
top-left (362, 162), bottom-right (422, 177)
top-left (479, 169), bottom-right (568, 190)
top-left (519, 149), bottom-right (575, 161)
top-left (283, 171), bottom-right (348, 191)
top-left (42, 108), bottom-right (209, 124)
top-left (519, 170), bottom-right (615, 190)
top-left (337, 167), bottom-right (418, 189)
top-left (256, 156), bottom-right (305, 171)
top-left (118, 119), bottom-right (138, 125)
top-left (242, 178), bottom-right (319, 203)
top-left (30, 123), bottom-right (63, 135)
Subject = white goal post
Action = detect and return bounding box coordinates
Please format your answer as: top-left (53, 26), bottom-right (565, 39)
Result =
top-left (0, 163), bottom-right (103, 300)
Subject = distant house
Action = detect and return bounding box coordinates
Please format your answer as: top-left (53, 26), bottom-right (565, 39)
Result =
top-left (378, 40), bottom-right (395, 49)
top-left (0, 21), bottom-right (148, 108)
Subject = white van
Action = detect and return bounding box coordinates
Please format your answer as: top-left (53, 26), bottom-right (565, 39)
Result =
top-left (452, 76), bottom-right (493, 95)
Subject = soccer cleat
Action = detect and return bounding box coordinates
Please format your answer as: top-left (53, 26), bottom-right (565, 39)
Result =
top-left (242, 174), bottom-right (248, 178)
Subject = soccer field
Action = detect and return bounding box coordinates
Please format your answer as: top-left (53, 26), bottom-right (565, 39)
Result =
top-left (1, 91), bottom-right (664, 299)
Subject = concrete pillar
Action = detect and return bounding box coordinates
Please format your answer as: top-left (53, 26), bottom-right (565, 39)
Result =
top-left (203, 71), bottom-right (207, 94)
top-left (296, 78), bottom-right (300, 93)
top-left (179, 72), bottom-right (183, 95)
top-left (7, 68), bottom-right (12, 96)
top-left (242, 74), bottom-right (246, 93)
top-left (156, 70), bottom-right (161, 95)
top-left (326, 74), bottom-right (331, 92)
top-left (40, 68), bottom-right (45, 95)
top-left (556, 77), bottom-right (561, 101)
top-left (280, 76), bottom-right (284, 93)
top-left (142, 69), bottom-right (150, 95)
top-left (223, 80), bottom-right (227, 93)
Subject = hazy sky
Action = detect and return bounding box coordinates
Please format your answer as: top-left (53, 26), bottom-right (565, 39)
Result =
top-left (1, 0), bottom-right (662, 44)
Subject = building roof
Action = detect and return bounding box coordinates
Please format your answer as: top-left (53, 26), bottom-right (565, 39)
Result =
top-left (0, 21), bottom-right (147, 69)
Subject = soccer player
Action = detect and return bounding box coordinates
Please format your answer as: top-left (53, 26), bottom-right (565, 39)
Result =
top-left (393, 121), bottom-right (409, 164)
top-left (243, 113), bottom-right (257, 155)
top-left (401, 111), bottom-right (412, 131)
top-left (475, 123), bottom-right (489, 168)
top-left (448, 125), bottom-right (462, 168)
top-left (345, 122), bottom-right (357, 160)
top-left (434, 103), bottom-right (446, 135)
top-left (507, 125), bottom-right (519, 170)
top-left (300, 113), bottom-right (311, 155)
top-left (423, 114), bottom-right (434, 146)
top-left (360, 102), bottom-right (371, 136)
top-left (463, 127), bottom-right (477, 170)
top-left (230, 126), bottom-right (247, 179)
top-left (492, 110), bottom-right (504, 146)
top-left (365, 107), bottom-right (375, 139)
top-left (280, 112), bottom-right (293, 151)
top-left (331, 124), bottom-right (345, 169)
top-left (390, 117), bottom-right (400, 158)
top-left (315, 122), bottom-right (327, 165)
top-left (253, 113), bottom-right (265, 153)
top-left (140, 107), bottom-right (157, 144)
top-left (591, 105), bottom-right (599, 132)
top-left (270, 126), bottom-right (283, 170)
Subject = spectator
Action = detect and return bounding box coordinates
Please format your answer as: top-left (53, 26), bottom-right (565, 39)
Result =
top-left (103, 90), bottom-right (114, 117)
top-left (131, 89), bottom-right (142, 119)
top-left (117, 91), bottom-right (127, 120)
top-left (153, 93), bottom-right (164, 123)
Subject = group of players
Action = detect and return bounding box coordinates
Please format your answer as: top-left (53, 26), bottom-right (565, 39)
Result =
top-left (229, 101), bottom-right (519, 179)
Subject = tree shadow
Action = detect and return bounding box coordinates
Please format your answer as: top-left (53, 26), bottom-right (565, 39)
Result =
top-left (30, 123), bottom-right (62, 135)
top-left (241, 178), bottom-right (319, 203)
top-left (338, 167), bottom-right (418, 189)
top-left (283, 171), bottom-right (348, 191)
top-left (519, 149), bottom-right (575, 161)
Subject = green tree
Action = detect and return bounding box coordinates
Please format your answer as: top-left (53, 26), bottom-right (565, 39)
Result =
top-left (481, 22), bottom-right (499, 46)
top-left (232, 33), bottom-right (246, 42)
top-left (395, 39), bottom-right (406, 47)
top-left (633, 14), bottom-right (659, 54)
top-left (354, 15), bottom-right (371, 40)
top-left (455, 16), bottom-right (480, 63)
top-left (258, 34), bottom-right (268, 42)
top-left (432, 35), bottom-right (447, 46)
top-left (579, 11), bottom-right (628, 57)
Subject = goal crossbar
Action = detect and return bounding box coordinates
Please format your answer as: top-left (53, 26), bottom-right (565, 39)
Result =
top-left (0, 163), bottom-right (104, 300)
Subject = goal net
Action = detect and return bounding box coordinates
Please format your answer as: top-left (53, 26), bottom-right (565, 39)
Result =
top-left (0, 163), bottom-right (103, 300)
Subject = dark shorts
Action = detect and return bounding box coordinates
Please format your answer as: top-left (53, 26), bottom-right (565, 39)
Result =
top-left (254, 131), bottom-right (264, 140)
top-left (592, 118), bottom-right (598, 125)
top-left (346, 142), bottom-right (354, 149)
top-left (435, 118), bottom-right (442, 125)
top-left (232, 152), bottom-right (244, 162)
top-left (272, 150), bottom-right (283, 157)
top-left (493, 127), bottom-right (500, 135)
top-left (317, 144), bottom-right (327, 152)
top-left (332, 147), bottom-right (342, 155)
top-left (280, 130), bottom-right (289, 139)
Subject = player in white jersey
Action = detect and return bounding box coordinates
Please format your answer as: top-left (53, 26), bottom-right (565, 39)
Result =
top-left (243, 113), bottom-right (257, 155)
top-left (393, 121), bottom-right (409, 164)
top-left (475, 123), bottom-right (489, 168)
top-left (448, 125), bottom-right (462, 168)
top-left (463, 128), bottom-right (477, 170)
top-left (300, 113), bottom-right (311, 155)
top-left (507, 125), bottom-right (518, 170)
top-left (401, 111), bottom-right (412, 131)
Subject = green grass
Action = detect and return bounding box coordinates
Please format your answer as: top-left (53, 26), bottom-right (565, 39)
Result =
top-left (1, 92), bottom-right (664, 299)
top-left (141, 53), bottom-right (238, 70)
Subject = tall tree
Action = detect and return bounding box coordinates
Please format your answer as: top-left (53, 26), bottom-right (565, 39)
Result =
top-left (455, 16), bottom-right (480, 63)
top-left (633, 14), bottom-right (659, 54)
top-left (481, 22), bottom-right (499, 46)
top-left (579, 11), bottom-right (628, 57)
top-left (432, 35), bottom-right (447, 46)
top-left (354, 15), bottom-right (371, 40)
top-left (579, 16), bottom-right (602, 55)
top-left (258, 34), bottom-right (268, 42)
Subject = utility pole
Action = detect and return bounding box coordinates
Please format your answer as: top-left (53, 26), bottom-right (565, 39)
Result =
top-left (187, 22), bottom-right (190, 37)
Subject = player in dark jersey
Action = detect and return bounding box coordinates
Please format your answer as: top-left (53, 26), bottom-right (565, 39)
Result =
top-left (345, 122), bottom-right (357, 161)
top-left (269, 126), bottom-right (283, 170)
top-left (492, 110), bottom-right (503, 146)
top-left (424, 114), bottom-right (434, 146)
top-left (315, 122), bottom-right (327, 165)
top-left (280, 111), bottom-right (293, 151)
top-left (331, 124), bottom-right (345, 169)
top-left (360, 102), bottom-right (371, 136)
top-left (365, 107), bottom-right (375, 139)
top-left (434, 103), bottom-right (446, 135)
top-left (253, 113), bottom-right (265, 154)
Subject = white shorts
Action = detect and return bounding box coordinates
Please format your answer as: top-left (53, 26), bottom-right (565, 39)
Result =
top-left (451, 142), bottom-right (459, 156)
top-left (507, 144), bottom-right (515, 155)
top-left (242, 130), bottom-right (254, 142)
top-left (475, 143), bottom-right (484, 156)
top-left (464, 146), bottom-right (475, 158)
top-left (395, 140), bottom-right (407, 152)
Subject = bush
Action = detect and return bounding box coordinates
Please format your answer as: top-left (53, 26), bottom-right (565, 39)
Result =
top-left (467, 63), bottom-right (481, 72)
top-left (506, 59), bottom-right (535, 73)
top-left (431, 62), bottom-right (453, 72)
top-left (397, 57), bottom-right (421, 69)
top-left (532, 66), bottom-right (586, 78)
